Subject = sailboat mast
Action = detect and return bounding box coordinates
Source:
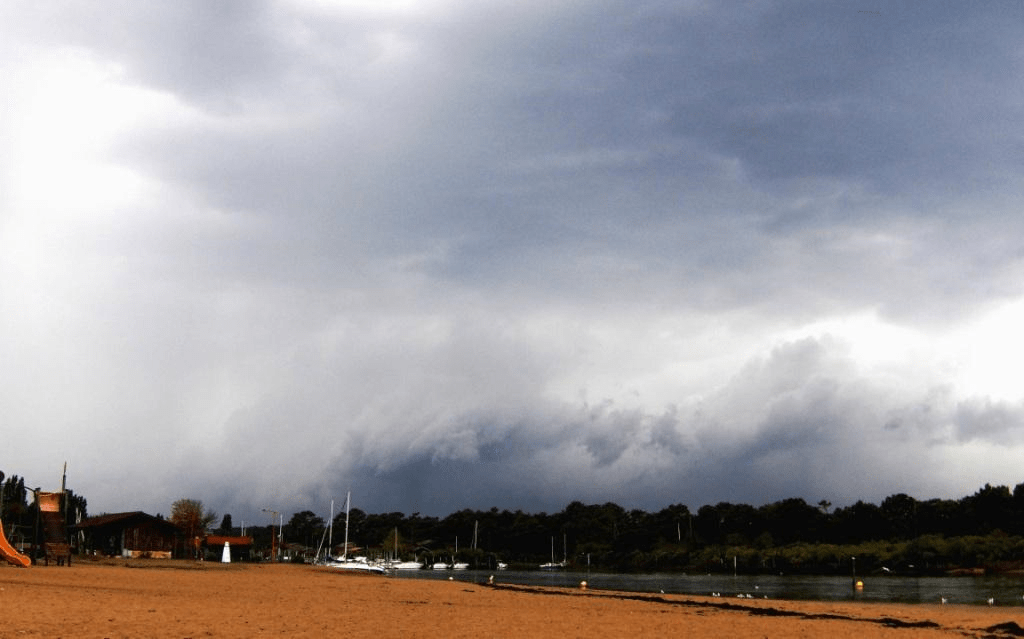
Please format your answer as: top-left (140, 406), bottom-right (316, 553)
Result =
top-left (343, 491), bottom-right (350, 560)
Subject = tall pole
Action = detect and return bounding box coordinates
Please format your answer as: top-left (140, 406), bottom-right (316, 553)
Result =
top-left (262, 509), bottom-right (279, 562)
top-left (343, 492), bottom-right (350, 561)
top-left (61, 462), bottom-right (68, 527)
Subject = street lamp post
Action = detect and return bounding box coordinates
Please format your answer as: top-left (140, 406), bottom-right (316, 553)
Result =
top-left (262, 509), bottom-right (279, 562)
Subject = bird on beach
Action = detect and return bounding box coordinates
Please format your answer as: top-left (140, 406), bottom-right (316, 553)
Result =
top-left (987, 598), bottom-right (995, 606)
top-left (941, 597), bottom-right (947, 605)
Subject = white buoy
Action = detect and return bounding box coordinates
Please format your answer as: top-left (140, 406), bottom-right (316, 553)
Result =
top-left (221, 541), bottom-right (231, 563)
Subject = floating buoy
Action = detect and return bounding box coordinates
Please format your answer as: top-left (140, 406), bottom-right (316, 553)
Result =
top-left (855, 580), bottom-right (864, 589)
top-left (580, 581), bottom-right (587, 590)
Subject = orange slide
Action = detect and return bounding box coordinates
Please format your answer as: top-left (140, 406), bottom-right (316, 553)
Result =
top-left (0, 520), bottom-right (30, 567)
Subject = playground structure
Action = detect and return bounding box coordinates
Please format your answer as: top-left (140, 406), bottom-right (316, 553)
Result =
top-left (37, 491), bottom-right (71, 566)
top-left (0, 519), bottom-right (30, 567)
top-left (0, 468), bottom-right (73, 567)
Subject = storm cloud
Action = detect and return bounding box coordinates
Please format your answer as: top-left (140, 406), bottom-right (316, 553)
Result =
top-left (2, 1), bottom-right (1024, 521)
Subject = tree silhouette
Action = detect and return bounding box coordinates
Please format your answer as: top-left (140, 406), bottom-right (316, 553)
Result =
top-left (287, 510), bottom-right (324, 548)
top-left (170, 499), bottom-right (217, 557)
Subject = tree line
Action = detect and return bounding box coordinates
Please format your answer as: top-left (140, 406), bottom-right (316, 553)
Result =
top-left (5, 470), bottom-right (1023, 573)
top-left (222, 482), bottom-right (1024, 574)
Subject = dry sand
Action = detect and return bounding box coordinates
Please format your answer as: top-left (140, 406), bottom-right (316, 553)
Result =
top-left (1, 559), bottom-right (1023, 638)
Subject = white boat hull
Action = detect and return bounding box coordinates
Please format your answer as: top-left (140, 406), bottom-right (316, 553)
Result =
top-left (390, 561), bottom-right (424, 570)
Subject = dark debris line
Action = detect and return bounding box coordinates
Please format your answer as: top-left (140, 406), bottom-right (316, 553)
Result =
top-left (482, 583), bottom-right (1024, 635)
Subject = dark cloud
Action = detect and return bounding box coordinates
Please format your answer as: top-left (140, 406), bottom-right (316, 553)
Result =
top-left (3, 1), bottom-right (1024, 522)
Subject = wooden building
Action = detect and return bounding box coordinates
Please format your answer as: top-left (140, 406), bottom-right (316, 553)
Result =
top-left (75, 512), bottom-right (182, 559)
top-left (203, 535), bottom-right (254, 562)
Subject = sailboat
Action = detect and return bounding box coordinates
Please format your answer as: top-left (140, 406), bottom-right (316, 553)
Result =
top-left (388, 527), bottom-right (423, 570)
top-left (451, 533), bottom-right (469, 570)
top-left (327, 492), bottom-right (384, 574)
top-left (390, 558), bottom-right (424, 570)
top-left (312, 499), bottom-right (335, 565)
top-left (539, 534), bottom-right (567, 570)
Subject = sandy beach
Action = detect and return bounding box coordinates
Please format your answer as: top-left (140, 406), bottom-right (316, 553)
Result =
top-left (1, 560), bottom-right (1023, 638)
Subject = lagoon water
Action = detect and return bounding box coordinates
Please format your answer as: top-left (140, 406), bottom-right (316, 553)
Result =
top-left (390, 568), bottom-right (1024, 607)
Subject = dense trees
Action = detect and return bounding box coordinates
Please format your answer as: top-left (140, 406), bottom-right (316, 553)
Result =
top-left (287, 510), bottom-right (325, 549)
top-left (0, 475), bottom-right (31, 543)
top-left (1, 474), bottom-right (29, 524)
top-left (245, 481), bottom-right (1024, 574)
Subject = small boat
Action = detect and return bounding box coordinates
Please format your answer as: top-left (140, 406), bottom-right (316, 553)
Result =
top-left (539, 535), bottom-right (567, 570)
top-left (451, 562), bottom-right (469, 570)
top-left (390, 560), bottom-right (424, 570)
top-left (329, 556), bottom-right (386, 574)
top-left (432, 561), bottom-right (451, 570)
top-left (327, 492), bottom-right (385, 574)
top-left (386, 527), bottom-right (423, 570)
top-left (538, 560), bottom-right (565, 570)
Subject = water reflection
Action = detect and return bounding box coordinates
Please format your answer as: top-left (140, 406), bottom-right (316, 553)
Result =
top-left (389, 569), bottom-right (1024, 607)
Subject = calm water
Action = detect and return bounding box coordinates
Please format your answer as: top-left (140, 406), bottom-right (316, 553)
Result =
top-left (388, 568), bottom-right (1024, 607)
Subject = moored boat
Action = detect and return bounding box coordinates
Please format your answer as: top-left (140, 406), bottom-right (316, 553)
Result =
top-left (539, 535), bottom-right (567, 570)
top-left (389, 560), bottom-right (424, 570)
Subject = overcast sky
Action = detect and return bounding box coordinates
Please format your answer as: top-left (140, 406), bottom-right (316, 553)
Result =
top-left (3, 1), bottom-right (1024, 525)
